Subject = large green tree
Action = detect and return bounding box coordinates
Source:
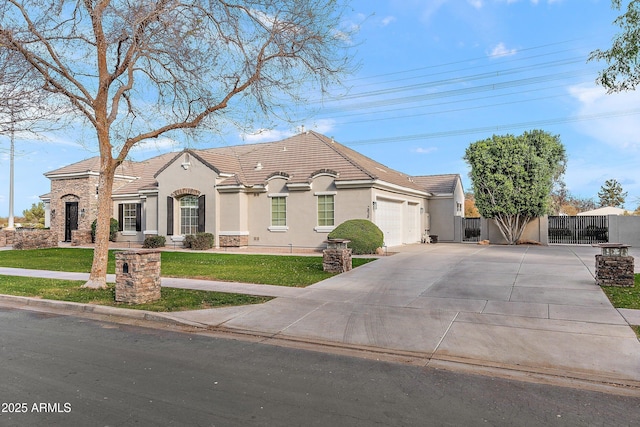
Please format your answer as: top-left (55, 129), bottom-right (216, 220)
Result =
top-left (598, 179), bottom-right (628, 207)
top-left (464, 130), bottom-right (567, 245)
top-left (589, 1), bottom-right (640, 92)
top-left (1, 0), bottom-right (353, 288)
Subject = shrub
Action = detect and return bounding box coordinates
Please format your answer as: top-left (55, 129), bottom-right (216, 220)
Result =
top-left (328, 219), bottom-right (383, 255)
top-left (142, 235), bottom-right (166, 248)
top-left (184, 232), bottom-right (215, 250)
top-left (91, 218), bottom-right (119, 242)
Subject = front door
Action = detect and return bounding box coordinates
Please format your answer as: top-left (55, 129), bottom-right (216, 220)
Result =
top-left (64, 202), bottom-right (78, 242)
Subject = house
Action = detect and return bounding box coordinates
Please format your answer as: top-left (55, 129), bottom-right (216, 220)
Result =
top-left (577, 207), bottom-right (630, 216)
top-left (41, 131), bottom-right (464, 249)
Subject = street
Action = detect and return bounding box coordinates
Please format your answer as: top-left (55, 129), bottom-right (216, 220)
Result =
top-left (0, 308), bottom-right (638, 426)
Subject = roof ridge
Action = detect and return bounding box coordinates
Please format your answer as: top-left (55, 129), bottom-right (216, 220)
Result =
top-left (310, 132), bottom-right (377, 180)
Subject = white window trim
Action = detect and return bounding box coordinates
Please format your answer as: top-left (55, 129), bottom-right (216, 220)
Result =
top-left (269, 194), bottom-right (287, 230)
top-left (314, 226), bottom-right (335, 233)
top-left (314, 191), bottom-right (337, 196)
top-left (316, 193), bottom-right (336, 229)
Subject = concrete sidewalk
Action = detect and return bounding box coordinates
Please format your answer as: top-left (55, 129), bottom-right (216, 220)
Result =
top-left (1, 244), bottom-right (639, 392)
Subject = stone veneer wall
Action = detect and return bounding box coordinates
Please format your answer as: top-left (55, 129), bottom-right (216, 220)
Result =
top-left (49, 175), bottom-right (133, 242)
top-left (13, 230), bottom-right (58, 250)
top-left (0, 230), bottom-right (15, 247)
top-left (219, 234), bottom-right (249, 247)
top-left (595, 255), bottom-right (635, 287)
top-left (322, 248), bottom-right (352, 273)
top-left (115, 250), bottom-right (162, 304)
top-left (71, 229), bottom-right (93, 246)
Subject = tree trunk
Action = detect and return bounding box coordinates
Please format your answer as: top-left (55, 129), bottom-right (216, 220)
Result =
top-left (494, 214), bottom-right (531, 245)
top-left (83, 158), bottom-right (116, 289)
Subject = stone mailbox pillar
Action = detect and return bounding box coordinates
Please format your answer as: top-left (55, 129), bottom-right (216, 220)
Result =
top-left (323, 239), bottom-right (352, 273)
top-left (115, 250), bottom-right (162, 304)
top-left (595, 243), bottom-right (634, 287)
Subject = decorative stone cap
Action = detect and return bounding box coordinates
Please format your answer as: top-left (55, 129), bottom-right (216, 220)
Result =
top-left (325, 238), bottom-right (350, 249)
top-left (596, 243), bottom-right (631, 256)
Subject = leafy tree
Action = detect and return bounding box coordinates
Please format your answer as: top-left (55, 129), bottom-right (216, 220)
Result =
top-left (589, 1), bottom-right (640, 92)
top-left (464, 191), bottom-right (480, 218)
top-left (1, 0), bottom-right (353, 288)
top-left (22, 202), bottom-right (45, 226)
top-left (597, 179), bottom-right (628, 207)
top-left (464, 130), bottom-right (566, 244)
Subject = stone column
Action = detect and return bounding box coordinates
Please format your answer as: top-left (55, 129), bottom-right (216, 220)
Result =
top-left (323, 239), bottom-right (352, 273)
top-left (595, 244), bottom-right (635, 287)
top-left (115, 250), bottom-right (162, 304)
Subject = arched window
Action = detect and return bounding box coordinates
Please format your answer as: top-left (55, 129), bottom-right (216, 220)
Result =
top-left (180, 195), bottom-right (199, 235)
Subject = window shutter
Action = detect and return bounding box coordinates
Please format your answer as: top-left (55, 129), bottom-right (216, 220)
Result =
top-left (135, 203), bottom-right (142, 232)
top-left (118, 204), bottom-right (124, 231)
top-left (198, 195), bottom-right (206, 233)
top-left (167, 197), bottom-right (174, 235)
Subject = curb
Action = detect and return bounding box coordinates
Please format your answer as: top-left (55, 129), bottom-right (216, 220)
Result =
top-left (2, 294), bottom-right (640, 397)
top-left (0, 294), bottom-right (208, 328)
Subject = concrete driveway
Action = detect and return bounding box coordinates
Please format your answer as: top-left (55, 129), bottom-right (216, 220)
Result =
top-left (173, 243), bottom-right (640, 389)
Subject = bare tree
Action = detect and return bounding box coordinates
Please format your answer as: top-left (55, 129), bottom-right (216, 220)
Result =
top-left (0, 0), bottom-right (354, 288)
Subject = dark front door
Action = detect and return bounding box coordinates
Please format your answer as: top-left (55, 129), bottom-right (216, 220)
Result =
top-left (65, 202), bottom-right (78, 241)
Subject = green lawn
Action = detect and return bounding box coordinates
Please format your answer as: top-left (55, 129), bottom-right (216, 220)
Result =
top-left (0, 275), bottom-right (270, 312)
top-left (601, 274), bottom-right (640, 310)
top-left (602, 274), bottom-right (640, 338)
top-left (0, 248), bottom-right (376, 287)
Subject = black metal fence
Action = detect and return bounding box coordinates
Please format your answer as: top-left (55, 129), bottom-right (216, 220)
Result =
top-left (548, 216), bottom-right (608, 244)
top-left (462, 217), bottom-right (482, 242)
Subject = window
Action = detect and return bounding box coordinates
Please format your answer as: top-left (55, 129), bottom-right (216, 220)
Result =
top-left (180, 196), bottom-right (199, 235)
top-left (271, 196), bottom-right (287, 227)
top-left (317, 195), bottom-right (334, 226)
top-left (118, 203), bottom-right (141, 233)
top-left (123, 203), bottom-right (138, 232)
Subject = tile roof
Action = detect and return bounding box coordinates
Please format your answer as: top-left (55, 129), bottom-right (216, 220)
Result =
top-left (412, 174), bottom-right (461, 195)
top-left (45, 132), bottom-right (455, 196)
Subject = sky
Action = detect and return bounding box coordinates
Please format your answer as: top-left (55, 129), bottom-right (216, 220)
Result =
top-left (1, 0), bottom-right (640, 217)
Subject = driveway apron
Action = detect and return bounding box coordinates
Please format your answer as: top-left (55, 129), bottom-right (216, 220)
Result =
top-left (209, 244), bottom-right (640, 385)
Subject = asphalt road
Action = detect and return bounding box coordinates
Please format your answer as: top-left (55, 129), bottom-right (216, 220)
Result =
top-left (1, 308), bottom-right (639, 427)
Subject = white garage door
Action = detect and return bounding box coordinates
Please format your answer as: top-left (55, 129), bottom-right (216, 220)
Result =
top-left (407, 203), bottom-right (421, 244)
top-left (375, 199), bottom-right (403, 247)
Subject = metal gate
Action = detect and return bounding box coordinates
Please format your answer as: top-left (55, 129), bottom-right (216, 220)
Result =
top-left (462, 217), bottom-right (481, 242)
top-left (548, 216), bottom-right (608, 244)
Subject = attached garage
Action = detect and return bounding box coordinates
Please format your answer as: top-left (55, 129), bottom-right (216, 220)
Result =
top-left (374, 198), bottom-right (404, 247)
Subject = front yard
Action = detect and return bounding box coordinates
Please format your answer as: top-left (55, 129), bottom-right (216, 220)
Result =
top-left (0, 248), bottom-right (375, 287)
top-left (0, 248), bottom-right (376, 312)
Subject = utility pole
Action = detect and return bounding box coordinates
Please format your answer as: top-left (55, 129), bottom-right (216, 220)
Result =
top-left (7, 104), bottom-right (15, 230)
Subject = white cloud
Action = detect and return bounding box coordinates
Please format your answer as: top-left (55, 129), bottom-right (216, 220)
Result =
top-left (467, 0), bottom-right (484, 8)
top-left (241, 128), bottom-right (295, 143)
top-left (241, 120), bottom-right (336, 144)
top-left (488, 42), bottom-right (517, 58)
top-left (412, 147), bottom-right (437, 154)
top-left (130, 136), bottom-right (181, 153)
top-left (568, 83), bottom-right (640, 151)
top-left (381, 16), bottom-right (396, 26)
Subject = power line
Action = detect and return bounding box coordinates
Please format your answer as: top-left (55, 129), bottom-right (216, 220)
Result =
top-left (343, 109), bottom-right (640, 145)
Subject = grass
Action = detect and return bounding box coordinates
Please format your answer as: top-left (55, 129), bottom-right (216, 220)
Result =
top-left (601, 274), bottom-right (640, 310)
top-left (0, 275), bottom-right (271, 312)
top-left (0, 248), bottom-right (376, 312)
top-left (0, 248), bottom-right (376, 287)
top-left (601, 274), bottom-right (640, 339)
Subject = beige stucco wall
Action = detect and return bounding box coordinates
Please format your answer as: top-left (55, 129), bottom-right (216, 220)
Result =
top-left (483, 216), bottom-right (548, 245)
top-left (156, 153), bottom-right (217, 240)
top-left (245, 176), bottom-right (373, 250)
